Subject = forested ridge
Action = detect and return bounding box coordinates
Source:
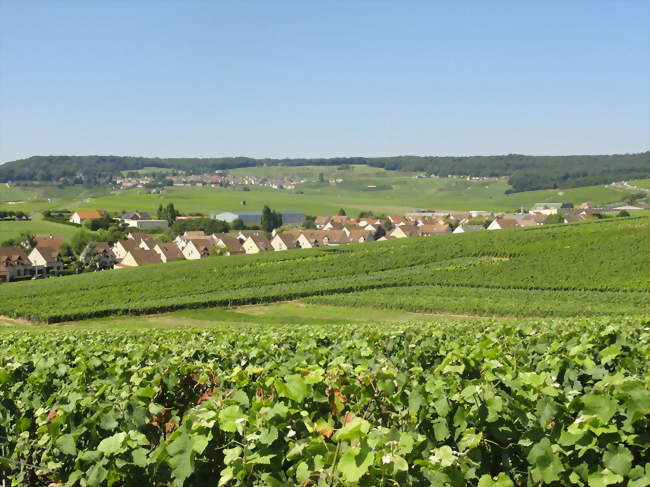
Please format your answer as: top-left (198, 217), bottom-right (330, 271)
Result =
top-left (1, 152), bottom-right (649, 192)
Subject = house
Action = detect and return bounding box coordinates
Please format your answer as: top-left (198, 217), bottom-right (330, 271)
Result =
top-left (181, 238), bottom-right (214, 260)
top-left (127, 232), bottom-right (150, 242)
top-left (487, 218), bottom-right (519, 230)
top-left (112, 239), bottom-right (142, 260)
top-left (80, 242), bottom-right (117, 269)
top-left (563, 214), bottom-right (588, 223)
top-left (530, 203), bottom-right (564, 215)
top-left (0, 246), bottom-right (33, 282)
top-left (453, 224), bottom-right (485, 234)
top-left (322, 221), bottom-right (345, 231)
top-left (35, 234), bottom-right (65, 249)
top-left (120, 211), bottom-right (151, 221)
top-left (69, 210), bottom-right (107, 225)
top-left (314, 216), bottom-right (330, 229)
top-left (236, 230), bottom-right (267, 244)
top-left (139, 238), bottom-right (162, 251)
top-left (329, 215), bottom-right (349, 225)
top-left (389, 225), bottom-right (420, 238)
top-left (212, 234), bottom-right (245, 255)
top-left (417, 223), bottom-right (451, 236)
top-left (271, 230), bottom-right (302, 251)
top-left (296, 230), bottom-right (346, 248)
top-left (154, 243), bottom-right (186, 263)
top-left (28, 245), bottom-right (64, 274)
top-left (125, 219), bottom-right (169, 229)
top-left (387, 215), bottom-right (410, 226)
top-left (344, 228), bottom-right (375, 243)
top-left (242, 234), bottom-right (273, 254)
top-left (174, 231), bottom-right (206, 249)
top-left (116, 248), bottom-right (163, 268)
top-left (212, 211), bottom-right (306, 226)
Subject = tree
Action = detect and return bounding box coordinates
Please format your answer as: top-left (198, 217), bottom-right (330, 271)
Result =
top-left (261, 205), bottom-right (283, 232)
top-left (545, 214), bottom-right (565, 224)
top-left (231, 218), bottom-right (245, 230)
top-left (617, 210), bottom-right (630, 217)
top-left (166, 203), bottom-right (177, 224)
top-left (303, 216), bottom-right (316, 229)
top-left (18, 232), bottom-right (36, 251)
top-left (81, 242), bottom-right (98, 268)
top-left (70, 230), bottom-right (94, 255)
top-left (358, 211), bottom-right (374, 218)
top-left (338, 208), bottom-right (347, 216)
top-left (318, 172), bottom-right (325, 183)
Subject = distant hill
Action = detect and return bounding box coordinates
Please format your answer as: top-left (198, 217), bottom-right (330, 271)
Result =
top-left (1, 152), bottom-right (649, 192)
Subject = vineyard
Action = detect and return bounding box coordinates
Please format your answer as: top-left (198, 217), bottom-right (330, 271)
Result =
top-left (1, 317), bottom-right (648, 486)
top-left (305, 286), bottom-right (650, 317)
top-left (0, 217), bottom-right (649, 323)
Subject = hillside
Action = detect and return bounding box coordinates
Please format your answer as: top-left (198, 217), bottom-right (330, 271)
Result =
top-left (1, 152), bottom-right (649, 192)
top-left (1, 216), bottom-right (648, 323)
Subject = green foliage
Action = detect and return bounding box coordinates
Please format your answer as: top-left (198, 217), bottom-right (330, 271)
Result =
top-left (544, 213), bottom-right (565, 224)
top-left (69, 229), bottom-right (95, 255)
top-left (337, 208), bottom-right (346, 216)
top-left (158, 202), bottom-right (178, 224)
top-left (1, 230), bottom-right (36, 250)
top-left (167, 218), bottom-right (229, 239)
top-left (0, 317), bottom-right (647, 485)
top-left (260, 205), bottom-right (282, 232)
top-left (230, 218), bottom-right (245, 230)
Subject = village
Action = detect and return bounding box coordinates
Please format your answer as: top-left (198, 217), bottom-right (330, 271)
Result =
top-left (115, 170), bottom-right (300, 191)
top-left (0, 200), bottom-right (637, 284)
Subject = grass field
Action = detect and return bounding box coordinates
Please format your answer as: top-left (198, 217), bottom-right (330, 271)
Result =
top-left (0, 184), bottom-right (111, 213)
top-left (631, 178), bottom-right (650, 189)
top-left (0, 217), bottom-right (80, 242)
top-left (0, 166), bottom-right (632, 216)
top-left (64, 166), bottom-right (627, 216)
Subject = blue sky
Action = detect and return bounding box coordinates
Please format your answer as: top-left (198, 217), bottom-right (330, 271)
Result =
top-left (0, 1), bottom-right (648, 163)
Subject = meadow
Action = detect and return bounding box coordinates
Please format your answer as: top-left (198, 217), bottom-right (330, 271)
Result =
top-left (0, 217), bottom-right (80, 242)
top-left (0, 165), bottom-right (632, 222)
top-left (0, 216), bottom-right (647, 323)
top-left (631, 178), bottom-right (650, 189)
top-left (65, 166), bottom-right (626, 216)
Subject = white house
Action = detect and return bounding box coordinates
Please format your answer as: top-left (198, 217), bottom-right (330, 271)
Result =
top-left (69, 210), bottom-right (107, 225)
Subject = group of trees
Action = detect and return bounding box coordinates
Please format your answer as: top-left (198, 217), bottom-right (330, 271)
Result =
top-left (2, 153), bottom-right (648, 193)
top-left (261, 206), bottom-right (283, 232)
top-left (157, 203), bottom-right (178, 224)
top-left (0, 210), bottom-right (28, 221)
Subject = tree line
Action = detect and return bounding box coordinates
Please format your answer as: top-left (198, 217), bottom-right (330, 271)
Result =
top-left (1, 152), bottom-right (648, 192)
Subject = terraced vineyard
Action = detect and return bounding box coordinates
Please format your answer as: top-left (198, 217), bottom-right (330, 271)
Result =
top-left (1, 217), bottom-right (649, 323)
top-left (1, 317), bottom-right (648, 486)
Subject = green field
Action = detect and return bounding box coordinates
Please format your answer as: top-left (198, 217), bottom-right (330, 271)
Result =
top-left (631, 178), bottom-right (650, 189)
top-left (0, 166), bottom-right (633, 217)
top-left (1, 216), bottom-right (648, 323)
top-left (0, 184), bottom-right (112, 214)
top-left (66, 166), bottom-right (627, 216)
top-left (0, 217), bottom-right (80, 242)
top-left (121, 166), bottom-right (175, 175)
